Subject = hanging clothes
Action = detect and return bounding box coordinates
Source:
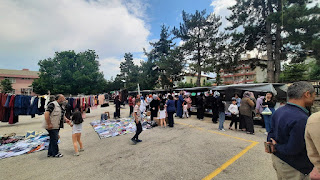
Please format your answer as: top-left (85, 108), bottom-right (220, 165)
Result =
top-left (9, 95), bottom-right (19, 124)
top-left (0, 93), bottom-right (7, 121)
top-left (3, 95), bottom-right (11, 122)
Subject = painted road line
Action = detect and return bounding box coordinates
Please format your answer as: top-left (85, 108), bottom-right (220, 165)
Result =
top-left (202, 142), bottom-right (259, 180)
top-left (176, 122), bottom-right (257, 143)
top-left (175, 121), bottom-right (259, 180)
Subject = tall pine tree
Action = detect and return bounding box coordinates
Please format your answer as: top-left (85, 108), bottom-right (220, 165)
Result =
top-left (173, 10), bottom-right (223, 86)
top-left (227, 0), bottom-right (320, 82)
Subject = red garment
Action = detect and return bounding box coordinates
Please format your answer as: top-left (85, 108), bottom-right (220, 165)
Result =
top-left (0, 93), bottom-right (3, 121)
top-left (8, 95), bottom-right (15, 124)
top-left (0, 94), bottom-right (8, 121)
top-left (82, 97), bottom-right (85, 111)
top-left (128, 97), bottom-right (133, 106)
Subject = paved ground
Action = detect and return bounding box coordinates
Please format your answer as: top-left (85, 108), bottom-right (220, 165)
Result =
top-left (0, 104), bottom-right (277, 180)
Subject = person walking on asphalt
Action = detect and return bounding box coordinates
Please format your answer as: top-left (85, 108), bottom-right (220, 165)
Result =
top-left (43, 94), bottom-right (71, 158)
top-left (131, 99), bottom-right (142, 144)
top-left (267, 81), bottom-right (316, 179)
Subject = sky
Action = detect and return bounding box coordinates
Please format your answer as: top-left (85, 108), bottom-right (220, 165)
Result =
top-left (0, 0), bottom-right (236, 80)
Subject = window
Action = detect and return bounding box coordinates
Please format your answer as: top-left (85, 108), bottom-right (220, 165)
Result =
top-left (21, 88), bottom-right (33, 95)
top-left (21, 78), bottom-right (31, 80)
top-left (4, 77), bottom-right (16, 83)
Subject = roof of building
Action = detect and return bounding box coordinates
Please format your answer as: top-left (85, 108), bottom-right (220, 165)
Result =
top-left (184, 73), bottom-right (214, 78)
top-left (0, 69), bottom-right (39, 78)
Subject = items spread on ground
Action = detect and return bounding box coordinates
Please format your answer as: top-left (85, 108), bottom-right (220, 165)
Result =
top-left (90, 117), bottom-right (154, 139)
top-left (0, 131), bottom-right (49, 159)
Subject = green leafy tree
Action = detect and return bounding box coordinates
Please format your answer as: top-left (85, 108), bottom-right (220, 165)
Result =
top-left (227, 0), bottom-right (320, 83)
top-left (148, 25), bottom-right (185, 89)
top-left (173, 10), bottom-right (223, 87)
top-left (177, 82), bottom-right (195, 88)
top-left (138, 59), bottom-right (159, 90)
top-left (0, 79), bottom-right (13, 93)
top-left (33, 50), bottom-right (106, 95)
top-left (279, 63), bottom-right (308, 82)
top-left (118, 53), bottom-right (139, 91)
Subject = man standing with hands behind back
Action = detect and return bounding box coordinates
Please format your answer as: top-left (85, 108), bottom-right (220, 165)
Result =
top-left (267, 81), bottom-right (316, 180)
top-left (43, 94), bottom-right (71, 158)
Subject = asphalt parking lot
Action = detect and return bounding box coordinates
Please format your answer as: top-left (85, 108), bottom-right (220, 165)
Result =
top-left (0, 105), bottom-right (276, 180)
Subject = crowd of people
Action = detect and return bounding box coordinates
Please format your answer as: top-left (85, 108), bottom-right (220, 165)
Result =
top-left (42, 81), bottom-right (320, 180)
top-left (120, 89), bottom-right (282, 137)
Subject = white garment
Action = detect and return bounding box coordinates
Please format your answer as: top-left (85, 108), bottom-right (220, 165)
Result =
top-left (72, 123), bottom-right (83, 134)
top-left (159, 110), bottom-right (166, 119)
top-left (140, 100), bottom-right (147, 113)
top-left (146, 97), bottom-right (152, 105)
top-left (44, 95), bottom-right (50, 109)
top-left (228, 104), bottom-right (239, 115)
top-left (30, 96), bottom-right (36, 105)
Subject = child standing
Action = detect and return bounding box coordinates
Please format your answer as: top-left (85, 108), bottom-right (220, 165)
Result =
top-left (159, 103), bottom-right (167, 127)
top-left (131, 99), bottom-right (142, 144)
top-left (69, 108), bottom-right (84, 156)
top-left (228, 98), bottom-right (239, 130)
top-left (182, 100), bottom-right (189, 118)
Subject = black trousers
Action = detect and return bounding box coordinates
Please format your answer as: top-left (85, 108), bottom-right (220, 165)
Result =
top-left (47, 129), bottom-right (59, 156)
top-left (229, 114), bottom-right (238, 129)
top-left (129, 106), bottom-right (133, 117)
top-left (197, 107), bottom-right (204, 119)
top-left (133, 121), bottom-right (142, 140)
top-left (116, 107), bottom-right (120, 118)
top-left (239, 114), bottom-right (246, 130)
top-left (151, 109), bottom-right (158, 121)
top-left (168, 112), bottom-right (174, 127)
top-left (212, 110), bottom-right (218, 123)
top-left (243, 115), bottom-right (254, 133)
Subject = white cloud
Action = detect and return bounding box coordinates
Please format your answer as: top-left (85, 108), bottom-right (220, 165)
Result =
top-left (99, 57), bottom-right (142, 80)
top-left (0, 0), bottom-right (150, 78)
top-left (210, 0), bottom-right (236, 30)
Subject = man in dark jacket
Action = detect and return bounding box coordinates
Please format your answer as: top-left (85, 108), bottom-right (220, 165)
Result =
top-left (267, 81), bottom-right (316, 179)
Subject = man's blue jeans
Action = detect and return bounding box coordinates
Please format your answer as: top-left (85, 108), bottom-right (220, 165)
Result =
top-left (219, 112), bottom-right (225, 130)
top-left (47, 129), bottom-right (60, 156)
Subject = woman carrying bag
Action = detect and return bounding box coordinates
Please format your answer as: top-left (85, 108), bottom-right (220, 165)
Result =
top-left (262, 91), bottom-right (276, 135)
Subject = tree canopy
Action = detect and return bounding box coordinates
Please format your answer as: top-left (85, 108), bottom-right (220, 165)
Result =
top-left (0, 79), bottom-right (13, 93)
top-left (173, 10), bottom-right (223, 86)
top-left (32, 50), bottom-right (106, 95)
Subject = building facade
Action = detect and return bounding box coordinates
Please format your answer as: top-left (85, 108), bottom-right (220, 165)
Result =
top-left (220, 55), bottom-right (267, 85)
top-left (176, 73), bottom-right (214, 86)
top-left (0, 69), bottom-right (39, 95)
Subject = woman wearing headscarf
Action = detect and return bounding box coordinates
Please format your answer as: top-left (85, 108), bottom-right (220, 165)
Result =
top-left (176, 91), bottom-right (184, 118)
top-left (197, 93), bottom-right (205, 120)
top-left (150, 95), bottom-right (160, 121)
top-left (166, 95), bottom-right (176, 127)
top-left (239, 91), bottom-right (256, 134)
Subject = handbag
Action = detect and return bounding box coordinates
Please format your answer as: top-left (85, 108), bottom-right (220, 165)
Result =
top-left (261, 107), bottom-right (272, 115)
